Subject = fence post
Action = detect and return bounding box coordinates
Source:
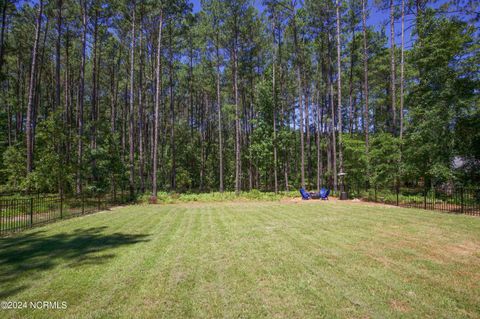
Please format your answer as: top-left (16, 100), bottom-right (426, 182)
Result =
top-left (460, 187), bottom-right (464, 214)
top-left (30, 197), bottom-right (34, 227)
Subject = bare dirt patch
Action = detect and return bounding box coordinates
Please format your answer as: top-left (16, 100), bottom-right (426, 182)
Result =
top-left (443, 241), bottom-right (480, 258)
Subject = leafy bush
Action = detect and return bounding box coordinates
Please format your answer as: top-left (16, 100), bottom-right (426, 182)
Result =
top-left (1, 146), bottom-right (26, 191)
top-left (140, 190), bottom-right (298, 204)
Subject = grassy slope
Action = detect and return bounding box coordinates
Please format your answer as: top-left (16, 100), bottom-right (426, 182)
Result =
top-left (1, 201), bottom-right (479, 318)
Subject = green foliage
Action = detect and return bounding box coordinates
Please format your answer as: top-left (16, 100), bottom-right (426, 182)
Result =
top-left (141, 190), bottom-right (298, 204)
top-left (454, 109), bottom-right (480, 185)
top-left (176, 167), bottom-right (193, 192)
top-left (406, 11), bottom-right (477, 185)
top-left (369, 133), bottom-right (401, 188)
top-left (29, 114), bottom-right (67, 193)
top-left (247, 79), bottom-right (276, 188)
top-left (1, 146), bottom-right (26, 191)
top-left (342, 135), bottom-right (368, 188)
top-left (0, 0), bottom-right (477, 196)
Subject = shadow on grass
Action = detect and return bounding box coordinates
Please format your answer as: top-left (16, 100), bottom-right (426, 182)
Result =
top-left (0, 227), bottom-right (149, 298)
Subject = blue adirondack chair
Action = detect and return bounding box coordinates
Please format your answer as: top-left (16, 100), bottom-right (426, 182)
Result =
top-left (320, 188), bottom-right (330, 200)
top-left (299, 188), bottom-right (311, 200)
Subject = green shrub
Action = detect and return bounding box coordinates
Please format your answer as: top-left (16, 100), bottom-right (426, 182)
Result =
top-left (140, 190), bottom-right (298, 204)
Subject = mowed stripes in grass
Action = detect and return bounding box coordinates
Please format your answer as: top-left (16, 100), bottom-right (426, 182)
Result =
top-left (1, 201), bottom-right (479, 318)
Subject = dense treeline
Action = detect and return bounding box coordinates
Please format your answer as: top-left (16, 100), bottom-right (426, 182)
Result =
top-left (0, 0), bottom-right (478, 198)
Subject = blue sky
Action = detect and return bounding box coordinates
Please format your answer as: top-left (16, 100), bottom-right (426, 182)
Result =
top-left (190, 0), bottom-right (412, 44)
top-left (189, 0), bottom-right (461, 49)
top-left (20, 0), bottom-right (471, 48)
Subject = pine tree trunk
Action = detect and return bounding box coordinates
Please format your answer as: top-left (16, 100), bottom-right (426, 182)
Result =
top-left (110, 53), bottom-right (120, 133)
top-left (298, 70), bottom-right (305, 188)
top-left (316, 85), bottom-right (323, 192)
top-left (390, 0), bottom-right (396, 134)
top-left (152, 9), bottom-right (164, 199)
top-left (129, 1), bottom-right (136, 199)
top-left (330, 80), bottom-right (338, 190)
top-left (362, 0), bottom-right (370, 153)
top-left (33, 16), bottom-right (48, 135)
top-left (189, 36), bottom-right (194, 137)
top-left (64, 28), bottom-right (71, 164)
top-left (26, 0), bottom-right (43, 174)
top-left (216, 36), bottom-right (224, 193)
top-left (272, 19), bottom-right (278, 194)
top-left (91, 9), bottom-right (99, 184)
top-left (7, 78), bottom-right (11, 146)
top-left (200, 93), bottom-right (207, 191)
top-left (14, 58), bottom-right (20, 142)
top-left (399, 0), bottom-right (405, 140)
top-left (348, 19), bottom-right (355, 135)
top-left (108, 51), bottom-right (117, 198)
top-left (336, 0), bottom-right (344, 180)
top-left (138, 8), bottom-right (145, 193)
top-left (76, 0), bottom-right (87, 194)
top-left (233, 22), bottom-right (241, 195)
top-left (18, 60), bottom-right (25, 137)
top-left (305, 82), bottom-right (312, 188)
top-left (292, 10), bottom-right (305, 189)
top-left (277, 22), bottom-right (288, 191)
top-left (168, 24), bottom-right (176, 191)
top-left (248, 77), bottom-right (254, 191)
top-left (122, 84), bottom-right (127, 164)
top-left (0, 0), bottom-right (8, 76)
top-left (55, 0), bottom-right (62, 111)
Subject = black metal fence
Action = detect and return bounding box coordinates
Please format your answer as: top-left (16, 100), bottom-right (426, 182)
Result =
top-left (0, 192), bottom-right (132, 236)
top-left (348, 186), bottom-right (480, 216)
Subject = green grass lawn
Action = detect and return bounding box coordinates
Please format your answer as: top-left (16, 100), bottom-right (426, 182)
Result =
top-left (1, 200), bottom-right (479, 318)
